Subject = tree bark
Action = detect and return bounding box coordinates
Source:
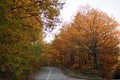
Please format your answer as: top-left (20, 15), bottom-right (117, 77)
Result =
top-left (88, 53), bottom-right (91, 60)
top-left (93, 48), bottom-right (100, 70)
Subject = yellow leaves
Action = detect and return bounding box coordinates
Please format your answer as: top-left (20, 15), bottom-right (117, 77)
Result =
top-left (0, 0), bottom-right (64, 80)
top-left (70, 63), bottom-right (79, 69)
top-left (52, 5), bottom-right (120, 78)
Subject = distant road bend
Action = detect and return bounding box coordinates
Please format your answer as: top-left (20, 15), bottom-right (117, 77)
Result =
top-left (35, 67), bottom-right (85, 80)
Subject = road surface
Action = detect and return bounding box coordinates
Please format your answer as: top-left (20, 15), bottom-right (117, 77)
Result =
top-left (35, 67), bottom-right (85, 80)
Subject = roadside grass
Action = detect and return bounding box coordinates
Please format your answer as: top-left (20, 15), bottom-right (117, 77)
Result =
top-left (59, 66), bottom-right (105, 80)
top-left (27, 68), bottom-right (41, 80)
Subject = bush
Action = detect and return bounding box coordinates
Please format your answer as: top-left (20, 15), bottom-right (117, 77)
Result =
top-left (112, 63), bottom-right (120, 79)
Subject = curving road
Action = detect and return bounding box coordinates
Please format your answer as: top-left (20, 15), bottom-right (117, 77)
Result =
top-left (35, 67), bottom-right (85, 80)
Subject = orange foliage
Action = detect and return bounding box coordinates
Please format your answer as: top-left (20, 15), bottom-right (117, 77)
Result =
top-left (52, 6), bottom-right (120, 78)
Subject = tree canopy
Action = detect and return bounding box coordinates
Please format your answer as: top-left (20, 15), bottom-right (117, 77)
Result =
top-left (53, 6), bottom-right (120, 78)
top-left (0, 0), bottom-right (64, 80)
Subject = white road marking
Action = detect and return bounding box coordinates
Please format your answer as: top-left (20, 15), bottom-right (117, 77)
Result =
top-left (46, 67), bottom-right (51, 80)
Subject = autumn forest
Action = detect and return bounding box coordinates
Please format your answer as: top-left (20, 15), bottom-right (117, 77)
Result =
top-left (0, 0), bottom-right (120, 80)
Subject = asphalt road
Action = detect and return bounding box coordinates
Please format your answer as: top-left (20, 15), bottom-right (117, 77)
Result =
top-left (35, 67), bottom-right (85, 80)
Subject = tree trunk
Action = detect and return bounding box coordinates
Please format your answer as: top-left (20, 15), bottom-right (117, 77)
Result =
top-left (88, 53), bottom-right (91, 61)
top-left (70, 54), bottom-right (74, 66)
top-left (93, 48), bottom-right (100, 70)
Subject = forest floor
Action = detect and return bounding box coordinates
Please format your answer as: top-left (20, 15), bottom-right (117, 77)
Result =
top-left (59, 66), bottom-right (106, 80)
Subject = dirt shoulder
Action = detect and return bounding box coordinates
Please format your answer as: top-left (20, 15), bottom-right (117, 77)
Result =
top-left (59, 66), bottom-right (105, 80)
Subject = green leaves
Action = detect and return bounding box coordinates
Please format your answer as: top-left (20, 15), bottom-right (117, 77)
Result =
top-left (0, 0), bottom-right (64, 80)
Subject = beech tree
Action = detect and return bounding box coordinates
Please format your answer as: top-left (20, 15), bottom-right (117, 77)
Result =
top-left (71, 6), bottom-right (120, 70)
top-left (53, 6), bottom-right (120, 77)
top-left (0, 0), bottom-right (64, 80)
